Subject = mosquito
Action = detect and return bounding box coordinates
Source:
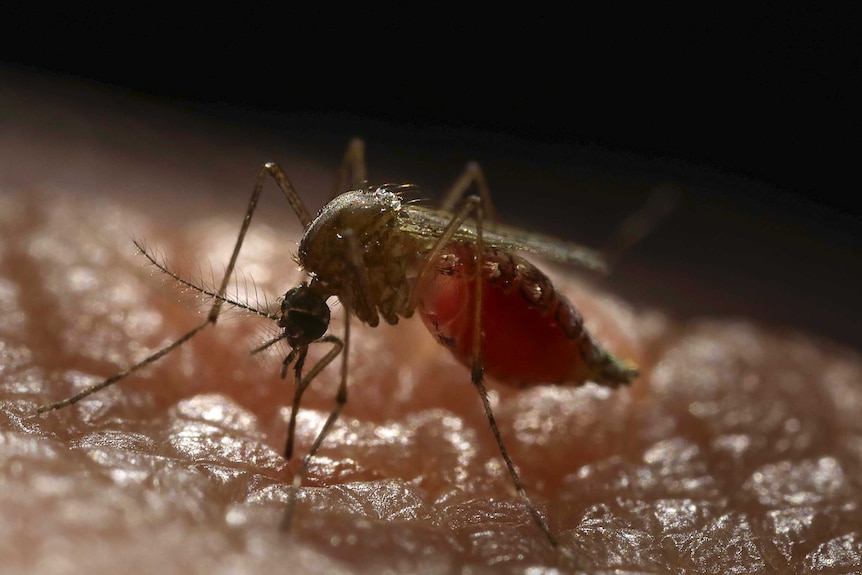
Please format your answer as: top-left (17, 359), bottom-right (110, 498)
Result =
top-left (36, 139), bottom-right (645, 549)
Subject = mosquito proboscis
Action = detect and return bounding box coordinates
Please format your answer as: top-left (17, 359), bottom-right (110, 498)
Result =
top-left (36, 139), bottom-right (646, 549)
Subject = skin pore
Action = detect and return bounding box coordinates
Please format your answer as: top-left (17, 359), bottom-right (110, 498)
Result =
top-left (1, 73), bottom-right (861, 574)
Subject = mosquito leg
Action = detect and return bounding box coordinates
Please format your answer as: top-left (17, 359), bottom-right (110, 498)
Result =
top-left (209, 163), bottom-right (315, 324)
top-left (283, 335), bottom-right (343, 460)
top-left (411, 192), bottom-right (559, 547)
top-left (298, 311), bottom-right (350, 476)
top-left (257, 163), bottom-right (313, 230)
top-left (282, 224), bottom-right (370, 530)
top-left (284, 222), bottom-right (373, 468)
top-left (408, 195), bottom-right (482, 312)
top-left (284, 347), bottom-right (309, 460)
top-left (35, 319), bottom-right (211, 414)
top-left (601, 184), bottom-right (680, 269)
top-left (284, 228), bottom-right (368, 465)
top-left (341, 227), bottom-right (381, 326)
top-left (439, 161), bottom-right (498, 222)
top-left (472, 195), bottom-right (558, 546)
top-left (36, 163), bottom-right (312, 414)
top-left (37, 167), bottom-right (267, 412)
top-left (470, 378), bottom-right (559, 547)
top-left (281, 313), bottom-right (350, 531)
top-left (331, 138), bottom-right (368, 198)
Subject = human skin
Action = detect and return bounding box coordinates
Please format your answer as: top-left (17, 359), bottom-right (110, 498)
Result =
top-left (1, 73), bottom-right (861, 574)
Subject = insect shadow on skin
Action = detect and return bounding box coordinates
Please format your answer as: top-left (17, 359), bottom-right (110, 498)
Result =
top-left (35, 138), bottom-right (654, 551)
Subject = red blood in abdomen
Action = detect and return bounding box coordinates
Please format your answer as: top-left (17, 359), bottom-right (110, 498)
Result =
top-left (417, 243), bottom-right (592, 384)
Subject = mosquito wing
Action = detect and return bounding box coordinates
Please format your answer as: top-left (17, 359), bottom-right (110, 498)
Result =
top-left (399, 205), bottom-right (609, 273)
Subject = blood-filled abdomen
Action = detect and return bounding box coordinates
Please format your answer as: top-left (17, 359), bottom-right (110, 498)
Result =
top-left (416, 242), bottom-right (636, 387)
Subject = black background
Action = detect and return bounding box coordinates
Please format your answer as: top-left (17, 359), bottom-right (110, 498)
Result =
top-left (3, 7), bottom-right (856, 209)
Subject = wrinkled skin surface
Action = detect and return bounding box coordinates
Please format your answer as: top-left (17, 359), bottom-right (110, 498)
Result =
top-left (1, 74), bottom-right (861, 574)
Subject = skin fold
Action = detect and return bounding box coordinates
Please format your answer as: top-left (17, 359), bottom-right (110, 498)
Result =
top-left (1, 73), bottom-right (861, 574)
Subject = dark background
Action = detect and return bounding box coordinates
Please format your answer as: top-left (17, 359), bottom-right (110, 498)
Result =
top-left (2, 6), bottom-right (859, 348)
top-left (3, 7), bottom-right (856, 205)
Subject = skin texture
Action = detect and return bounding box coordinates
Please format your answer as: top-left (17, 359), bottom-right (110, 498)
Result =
top-left (2, 73), bottom-right (862, 574)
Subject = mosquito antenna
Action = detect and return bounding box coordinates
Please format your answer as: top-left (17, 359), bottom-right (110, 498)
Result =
top-left (251, 332), bottom-right (288, 355)
top-left (134, 239), bottom-right (278, 321)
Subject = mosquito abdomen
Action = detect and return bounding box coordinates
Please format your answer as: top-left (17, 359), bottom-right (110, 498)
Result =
top-left (416, 242), bottom-right (637, 387)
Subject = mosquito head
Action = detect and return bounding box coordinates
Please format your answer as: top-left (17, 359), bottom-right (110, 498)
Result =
top-left (278, 283), bottom-right (330, 348)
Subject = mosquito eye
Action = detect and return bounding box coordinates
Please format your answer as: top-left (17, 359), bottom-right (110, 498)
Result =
top-left (278, 285), bottom-right (330, 346)
top-left (285, 309), bottom-right (329, 343)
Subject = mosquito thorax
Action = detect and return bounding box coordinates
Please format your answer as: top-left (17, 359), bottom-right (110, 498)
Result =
top-left (298, 188), bottom-right (402, 271)
top-left (296, 187), bottom-right (421, 326)
top-left (278, 284), bottom-right (331, 348)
